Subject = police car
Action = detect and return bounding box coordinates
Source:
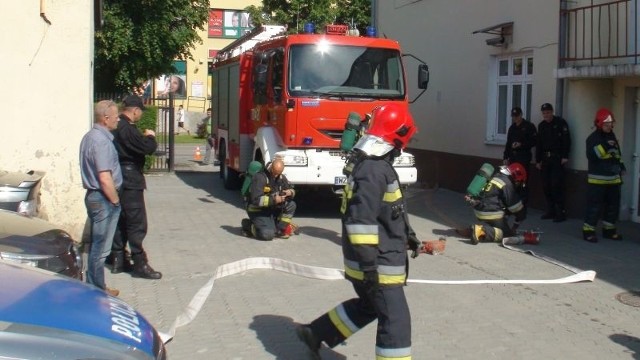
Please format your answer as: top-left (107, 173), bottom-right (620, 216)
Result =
top-left (0, 261), bottom-right (167, 359)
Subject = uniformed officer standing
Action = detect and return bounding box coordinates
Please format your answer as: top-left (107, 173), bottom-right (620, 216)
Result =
top-left (296, 104), bottom-right (421, 360)
top-left (535, 103), bottom-right (571, 222)
top-left (582, 108), bottom-right (626, 242)
top-left (110, 95), bottom-right (162, 279)
top-left (503, 107), bottom-right (537, 207)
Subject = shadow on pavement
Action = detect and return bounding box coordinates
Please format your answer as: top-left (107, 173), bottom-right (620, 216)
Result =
top-left (297, 225), bottom-right (341, 246)
top-left (249, 315), bottom-right (346, 360)
top-left (609, 334), bottom-right (640, 359)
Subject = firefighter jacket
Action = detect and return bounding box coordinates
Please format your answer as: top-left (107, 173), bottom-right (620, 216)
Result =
top-left (112, 115), bottom-right (158, 190)
top-left (503, 120), bottom-right (537, 164)
top-left (535, 116), bottom-right (571, 163)
top-left (473, 173), bottom-right (525, 222)
top-left (586, 129), bottom-right (625, 185)
top-left (340, 156), bottom-right (409, 287)
top-left (246, 169), bottom-right (295, 212)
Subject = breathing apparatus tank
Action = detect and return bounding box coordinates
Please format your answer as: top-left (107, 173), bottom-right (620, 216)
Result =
top-left (340, 112), bottom-right (364, 152)
top-left (466, 163), bottom-right (495, 198)
top-left (241, 161), bottom-right (264, 197)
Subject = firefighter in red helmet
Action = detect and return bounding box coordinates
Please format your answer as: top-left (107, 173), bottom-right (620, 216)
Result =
top-left (469, 163), bottom-right (529, 244)
top-left (296, 103), bottom-right (420, 359)
top-left (582, 108), bottom-right (626, 242)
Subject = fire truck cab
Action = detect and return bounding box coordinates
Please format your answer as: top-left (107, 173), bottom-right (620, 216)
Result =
top-left (212, 24), bottom-right (427, 192)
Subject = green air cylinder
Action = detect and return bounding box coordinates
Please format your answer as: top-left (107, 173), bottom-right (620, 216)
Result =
top-left (466, 163), bottom-right (494, 197)
top-left (241, 161), bottom-right (264, 197)
top-left (340, 112), bottom-right (363, 151)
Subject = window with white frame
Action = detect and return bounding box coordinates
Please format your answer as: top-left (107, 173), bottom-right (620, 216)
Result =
top-left (487, 53), bottom-right (533, 143)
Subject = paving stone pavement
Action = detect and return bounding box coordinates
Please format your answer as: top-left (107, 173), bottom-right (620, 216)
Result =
top-left (109, 145), bottom-right (640, 359)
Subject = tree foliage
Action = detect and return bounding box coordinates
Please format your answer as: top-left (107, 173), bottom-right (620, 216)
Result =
top-left (245, 0), bottom-right (371, 35)
top-left (95, 0), bottom-right (209, 92)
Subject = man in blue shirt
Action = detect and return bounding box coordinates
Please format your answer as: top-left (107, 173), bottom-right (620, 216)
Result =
top-left (79, 100), bottom-right (122, 297)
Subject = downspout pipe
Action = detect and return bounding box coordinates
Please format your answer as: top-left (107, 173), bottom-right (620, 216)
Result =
top-left (556, 0), bottom-right (568, 117)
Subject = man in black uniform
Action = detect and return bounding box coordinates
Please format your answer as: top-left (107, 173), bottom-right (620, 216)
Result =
top-left (110, 95), bottom-right (162, 279)
top-left (582, 108), bottom-right (626, 242)
top-left (469, 163), bottom-right (529, 244)
top-left (503, 107), bottom-right (537, 208)
top-left (535, 103), bottom-right (571, 222)
top-left (296, 104), bottom-right (421, 360)
top-left (241, 158), bottom-right (296, 240)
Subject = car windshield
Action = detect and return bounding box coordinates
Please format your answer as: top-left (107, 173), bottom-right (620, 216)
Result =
top-left (288, 43), bottom-right (405, 99)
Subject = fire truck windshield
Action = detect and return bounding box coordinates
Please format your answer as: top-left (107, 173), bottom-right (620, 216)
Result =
top-left (288, 44), bottom-right (405, 99)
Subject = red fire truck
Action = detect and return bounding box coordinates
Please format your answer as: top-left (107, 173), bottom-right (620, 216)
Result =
top-left (212, 24), bottom-right (428, 191)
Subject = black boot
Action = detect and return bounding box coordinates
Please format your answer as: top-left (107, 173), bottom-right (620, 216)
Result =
top-left (296, 325), bottom-right (321, 360)
top-left (111, 250), bottom-right (134, 274)
top-left (602, 228), bottom-right (623, 241)
top-left (132, 252), bottom-right (162, 280)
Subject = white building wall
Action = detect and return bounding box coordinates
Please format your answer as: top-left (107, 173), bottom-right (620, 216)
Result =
top-left (376, 0), bottom-right (559, 160)
top-left (0, 0), bottom-right (93, 239)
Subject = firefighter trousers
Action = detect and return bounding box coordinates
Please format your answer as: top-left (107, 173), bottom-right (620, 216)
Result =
top-left (584, 183), bottom-right (621, 232)
top-left (309, 281), bottom-right (412, 359)
top-left (246, 200), bottom-right (296, 240)
top-left (473, 217), bottom-right (515, 243)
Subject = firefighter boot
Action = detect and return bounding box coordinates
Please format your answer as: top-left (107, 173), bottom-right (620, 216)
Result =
top-left (132, 252), bottom-right (163, 280)
top-left (470, 225), bottom-right (485, 245)
top-left (602, 228), bottom-right (623, 241)
top-left (111, 250), bottom-right (134, 274)
top-left (553, 205), bottom-right (567, 223)
top-left (241, 218), bottom-right (253, 237)
top-left (582, 230), bottom-right (598, 243)
top-left (296, 325), bottom-right (321, 360)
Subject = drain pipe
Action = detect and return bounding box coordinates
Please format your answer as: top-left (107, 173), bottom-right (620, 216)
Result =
top-left (556, 0), bottom-right (568, 116)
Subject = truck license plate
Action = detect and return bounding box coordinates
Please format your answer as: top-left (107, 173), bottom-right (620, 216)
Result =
top-left (334, 176), bottom-right (347, 185)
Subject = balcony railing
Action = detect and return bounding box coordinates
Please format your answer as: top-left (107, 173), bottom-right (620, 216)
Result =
top-left (560, 0), bottom-right (640, 67)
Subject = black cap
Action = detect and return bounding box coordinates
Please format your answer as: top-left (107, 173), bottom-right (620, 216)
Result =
top-left (122, 95), bottom-right (146, 110)
top-left (510, 107), bottom-right (523, 117)
top-left (540, 103), bottom-right (553, 112)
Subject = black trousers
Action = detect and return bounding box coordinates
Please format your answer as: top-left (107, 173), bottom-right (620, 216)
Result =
top-left (540, 157), bottom-right (565, 213)
top-left (246, 200), bottom-right (296, 240)
top-left (112, 188), bottom-right (148, 255)
top-left (309, 281), bottom-right (412, 359)
top-left (584, 183), bottom-right (621, 229)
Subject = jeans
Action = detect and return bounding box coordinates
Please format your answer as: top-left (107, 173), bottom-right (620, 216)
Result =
top-left (85, 190), bottom-right (121, 290)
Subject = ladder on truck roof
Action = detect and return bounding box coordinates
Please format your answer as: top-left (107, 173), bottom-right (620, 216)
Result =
top-left (214, 25), bottom-right (287, 63)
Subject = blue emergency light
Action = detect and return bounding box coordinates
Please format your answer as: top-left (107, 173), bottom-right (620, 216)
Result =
top-left (304, 23), bottom-right (315, 34)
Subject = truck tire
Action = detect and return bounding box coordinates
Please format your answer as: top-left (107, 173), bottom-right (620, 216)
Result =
top-left (220, 148), bottom-right (241, 190)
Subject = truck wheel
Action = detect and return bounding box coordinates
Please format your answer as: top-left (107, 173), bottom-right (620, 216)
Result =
top-left (221, 153), bottom-right (241, 190)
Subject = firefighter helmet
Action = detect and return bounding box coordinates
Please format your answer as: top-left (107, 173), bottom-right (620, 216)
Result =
top-left (594, 108), bottom-right (614, 129)
top-left (353, 104), bottom-right (417, 156)
top-left (502, 163), bottom-right (527, 183)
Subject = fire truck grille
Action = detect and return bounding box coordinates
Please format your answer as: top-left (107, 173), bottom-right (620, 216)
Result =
top-left (320, 130), bottom-right (343, 140)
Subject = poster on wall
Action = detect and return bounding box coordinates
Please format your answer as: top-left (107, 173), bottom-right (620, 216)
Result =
top-left (156, 74), bottom-right (187, 98)
top-left (208, 9), bottom-right (252, 38)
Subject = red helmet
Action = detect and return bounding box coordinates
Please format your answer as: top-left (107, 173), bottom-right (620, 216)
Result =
top-left (506, 163), bottom-right (527, 183)
top-left (365, 104), bottom-right (417, 150)
top-left (594, 108), bottom-right (614, 129)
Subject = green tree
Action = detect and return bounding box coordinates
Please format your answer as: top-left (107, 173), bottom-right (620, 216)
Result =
top-left (95, 0), bottom-right (209, 93)
top-left (245, 0), bottom-right (371, 34)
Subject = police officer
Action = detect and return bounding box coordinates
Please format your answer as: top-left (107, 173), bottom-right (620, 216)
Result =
top-left (110, 95), bottom-right (162, 279)
top-left (503, 107), bottom-right (537, 208)
top-left (296, 104), bottom-right (421, 360)
top-left (582, 108), bottom-right (626, 242)
top-left (469, 163), bottom-right (528, 244)
top-left (535, 103), bottom-right (571, 222)
top-left (241, 158), bottom-right (296, 240)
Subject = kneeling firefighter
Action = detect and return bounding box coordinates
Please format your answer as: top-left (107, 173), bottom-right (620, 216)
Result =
top-left (468, 163), bottom-right (530, 244)
top-left (296, 104), bottom-right (423, 359)
top-left (241, 158), bottom-right (296, 240)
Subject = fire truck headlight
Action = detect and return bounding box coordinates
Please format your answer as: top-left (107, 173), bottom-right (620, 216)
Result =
top-left (393, 154), bottom-right (415, 167)
top-left (281, 154), bottom-right (308, 167)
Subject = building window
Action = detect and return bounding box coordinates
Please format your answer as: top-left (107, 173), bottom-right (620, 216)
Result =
top-left (487, 53), bottom-right (533, 143)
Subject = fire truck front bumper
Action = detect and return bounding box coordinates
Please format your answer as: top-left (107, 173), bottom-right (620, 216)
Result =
top-left (277, 149), bottom-right (417, 187)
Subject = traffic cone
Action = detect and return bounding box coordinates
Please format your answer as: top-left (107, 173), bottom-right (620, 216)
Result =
top-left (194, 146), bottom-right (202, 161)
